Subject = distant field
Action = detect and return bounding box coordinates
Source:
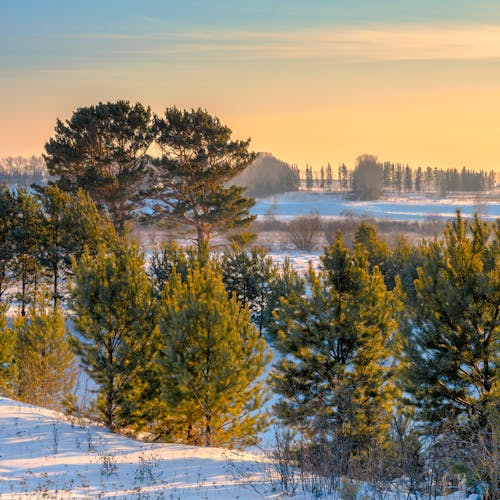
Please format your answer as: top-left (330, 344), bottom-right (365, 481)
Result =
top-left (252, 192), bottom-right (500, 221)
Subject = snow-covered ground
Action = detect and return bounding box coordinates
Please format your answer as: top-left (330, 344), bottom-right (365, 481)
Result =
top-left (0, 397), bottom-right (273, 499)
top-left (0, 397), bottom-right (479, 499)
top-left (252, 192), bottom-right (500, 221)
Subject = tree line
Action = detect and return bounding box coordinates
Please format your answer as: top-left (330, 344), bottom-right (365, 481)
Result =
top-left (303, 154), bottom-right (496, 199)
top-left (0, 156), bottom-right (48, 187)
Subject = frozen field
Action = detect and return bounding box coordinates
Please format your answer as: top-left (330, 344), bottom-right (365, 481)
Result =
top-left (252, 192), bottom-right (500, 221)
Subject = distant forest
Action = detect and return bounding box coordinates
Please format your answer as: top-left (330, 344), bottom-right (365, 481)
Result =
top-left (304, 161), bottom-right (497, 194)
top-left (0, 156), bottom-right (49, 187)
top-left (231, 153), bottom-right (301, 197)
top-left (1, 154), bottom-right (496, 197)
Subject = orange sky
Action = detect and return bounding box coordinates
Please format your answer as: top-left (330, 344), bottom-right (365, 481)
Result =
top-left (2, 3), bottom-right (500, 171)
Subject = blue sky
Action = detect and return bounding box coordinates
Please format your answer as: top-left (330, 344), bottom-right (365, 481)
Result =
top-left (2, 1), bottom-right (500, 169)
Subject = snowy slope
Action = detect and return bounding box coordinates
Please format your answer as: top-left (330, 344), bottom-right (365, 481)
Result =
top-left (0, 396), bottom-right (477, 499)
top-left (0, 397), bottom-right (274, 499)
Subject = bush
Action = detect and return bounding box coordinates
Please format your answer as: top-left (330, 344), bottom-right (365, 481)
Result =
top-left (285, 215), bottom-right (323, 251)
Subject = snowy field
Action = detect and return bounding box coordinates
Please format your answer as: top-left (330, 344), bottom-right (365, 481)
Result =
top-left (252, 192), bottom-right (500, 221)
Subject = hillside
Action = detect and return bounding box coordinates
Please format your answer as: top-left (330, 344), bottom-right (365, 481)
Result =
top-left (0, 397), bottom-right (272, 499)
top-left (0, 397), bottom-right (479, 499)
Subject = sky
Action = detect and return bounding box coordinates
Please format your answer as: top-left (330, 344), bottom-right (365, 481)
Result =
top-left (2, 0), bottom-right (500, 171)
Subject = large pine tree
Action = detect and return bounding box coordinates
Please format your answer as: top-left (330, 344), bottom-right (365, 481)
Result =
top-left (157, 263), bottom-right (269, 447)
top-left (44, 100), bottom-right (156, 232)
top-left (146, 108), bottom-right (256, 250)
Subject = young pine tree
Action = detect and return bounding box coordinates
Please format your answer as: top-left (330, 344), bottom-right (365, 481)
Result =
top-left (271, 235), bottom-right (399, 461)
top-left (12, 294), bottom-right (77, 410)
top-left (157, 263), bottom-right (270, 448)
top-left (11, 189), bottom-right (44, 316)
top-left (36, 186), bottom-right (112, 307)
top-left (70, 238), bottom-right (157, 430)
top-left (220, 242), bottom-right (276, 334)
top-left (405, 213), bottom-right (500, 495)
top-left (0, 184), bottom-right (17, 301)
top-left (406, 213), bottom-right (499, 435)
top-left (0, 302), bottom-right (17, 397)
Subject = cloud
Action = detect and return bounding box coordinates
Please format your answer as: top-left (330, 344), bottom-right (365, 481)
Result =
top-left (69, 23), bottom-right (500, 62)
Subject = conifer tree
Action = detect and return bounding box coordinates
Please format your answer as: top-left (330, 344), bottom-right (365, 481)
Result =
top-left (271, 235), bottom-right (399, 461)
top-left (44, 100), bottom-right (156, 232)
top-left (36, 186), bottom-right (109, 307)
top-left (148, 241), bottom-right (197, 299)
top-left (406, 213), bottom-right (499, 433)
top-left (220, 242), bottom-right (276, 334)
top-left (70, 238), bottom-right (157, 430)
top-left (12, 294), bottom-right (77, 410)
top-left (353, 222), bottom-right (390, 281)
top-left (11, 189), bottom-right (44, 315)
top-left (147, 108), bottom-right (256, 251)
top-left (0, 184), bottom-right (16, 301)
top-left (326, 163), bottom-right (333, 190)
top-left (0, 302), bottom-right (17, 397)
top-left (157, 263), bottom-right (269, 448)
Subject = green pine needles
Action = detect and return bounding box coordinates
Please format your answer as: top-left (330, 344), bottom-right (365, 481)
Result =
top-left (157, 263), bottom-right (270, 447)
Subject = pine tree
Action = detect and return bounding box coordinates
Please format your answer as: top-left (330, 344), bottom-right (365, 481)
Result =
top-left (147, 108), bottom-right (256, 251)
top-left (305, 165), bottom-right (313, 190)
top-left (36, 186), bottom-right (110, 307)
top-left (70, 238), bottom-right (157, 430)
top-left (44, 100), bottom-right (156, 232)
top-left (0, 302), bottom-right (17, 397)
top-left (12, 294), bottom-right (77, 410)
top-left (157, 263), bottom-right (270, 448)
top-left (11, 189), bottom-right (44, 316)
top-left (406, 213), bottom-right (499, 432)
top-left (220, 242), bottom-right (276, 334)
top-left (404, 165), bottom-right (413, 192)
top-left (326, 163), bottom-right (333, 191)
top-left (265, 257), bottom-right (305, 340)
top-left (353, 222), bottom-right (390, 281)
top-left (0, 184), bottom-right (16, 301)
top-left (148, 241), bottom-right (198, 299)
top-left (415, 167), bottom-right (423, 192)
top-left (271, 235), bottom-right (399, 460)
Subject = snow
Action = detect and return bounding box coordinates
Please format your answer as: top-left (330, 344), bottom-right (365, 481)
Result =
top-left (0, 397), bottom-right (273, 499)
top-left (0, 397), bottom-right (478, 499)
top-left (252, 192), bottom-right (500, 221)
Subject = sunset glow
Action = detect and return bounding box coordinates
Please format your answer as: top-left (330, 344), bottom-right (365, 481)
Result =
top-left (2, 1), bottom-right (500, 170)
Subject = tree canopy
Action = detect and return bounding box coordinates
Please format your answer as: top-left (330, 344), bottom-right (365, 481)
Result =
top-left (146, 107), bottom-right (256, 250)
top-left (44, 100), bottom-right (156, 231)
top-left (352, 154), bottom-right (384, 200)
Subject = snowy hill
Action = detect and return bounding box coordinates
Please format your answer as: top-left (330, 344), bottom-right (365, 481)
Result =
top-left (0, 397), bottom-right (273, 499)
top-left (0, 397), bottom-right (478, 499)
